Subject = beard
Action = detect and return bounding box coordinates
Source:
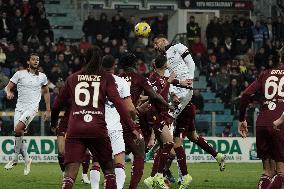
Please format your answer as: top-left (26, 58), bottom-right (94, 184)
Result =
top-left (29, 64), bottom-right (39, 70)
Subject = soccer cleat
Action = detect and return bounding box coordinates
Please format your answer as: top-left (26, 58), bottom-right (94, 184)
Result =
top-left (145, 150), bottom-right (155, 162)
top-left (81, 173), bottom-right (91, 184)
top-left (215, 153), bottom-right (225, 171)
top-left (4, 160), bottom-right (17, 170)
top-left (144, 176), bottom-right (154, 189)
top-left (164, 170), bottom-right (176, 183)
top-left (154, 174), bottom-right (169, 189)
top-left (24, 158), bottom-right (32, 175)
top-left (179, 174), bottom-right (193, 189)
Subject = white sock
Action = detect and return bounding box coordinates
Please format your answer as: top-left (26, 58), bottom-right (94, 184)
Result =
top-left (20, 142), bottom-right (29, 163)
top-left (13, 136), bottom-right (22, 162)
top-left (115, 168), bottom-right (126, 189)
top-left (90, 169), bottom-right (100, 189)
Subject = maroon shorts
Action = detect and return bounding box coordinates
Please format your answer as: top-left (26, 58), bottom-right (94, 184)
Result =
top-left (64, 137), bottom-right (112, 165)
top-left (257, 126), bottom-right (284, 162)
top-left (174, 103), bottom-right (196, 138)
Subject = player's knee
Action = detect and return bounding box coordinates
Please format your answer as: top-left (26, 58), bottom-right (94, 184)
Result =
top-left (91, 163), bottom-right (101, 171)
top-left (114, 153), bottom-right (125, 166)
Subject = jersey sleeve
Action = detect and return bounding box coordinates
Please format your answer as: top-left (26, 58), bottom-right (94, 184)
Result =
top-left (41, 74), bottom-right (48, 86)
top-left (140, 76), bottom-right (153, 94)
top-left (174, 43), bottom-right (195, 79)
top-left (119, 78), bottom-right (131, 98)
top-left (106, 75), bottom-right (136, 131)
top-left (10, 71), bottom-right (20, 84)
top-left (239, 72), bottom-right (264, 121)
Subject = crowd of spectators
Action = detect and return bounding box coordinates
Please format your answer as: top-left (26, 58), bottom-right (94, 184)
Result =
top-left (188, 15), bottom-right (284, 118)
top-left (0, 2), bottom-right (284, 136)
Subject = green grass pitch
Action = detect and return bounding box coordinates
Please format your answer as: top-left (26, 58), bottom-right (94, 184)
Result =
top-left (0, 162), bottom-right (261, 189)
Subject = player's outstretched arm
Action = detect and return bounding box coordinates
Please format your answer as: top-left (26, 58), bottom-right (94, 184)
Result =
top-left (42, 86), bottom-right (51, 121)
top-left (123, 96), bottom-right (137, 120)
top-left (4, 81), bottom-right (15, 100)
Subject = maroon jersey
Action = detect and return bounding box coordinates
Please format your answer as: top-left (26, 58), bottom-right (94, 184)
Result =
top-left (239, 66), bottom-right (284, 127)
top-left (148, 71), bottom-right (179, 101)
top-left (119, 71), bottom-right (153, 106)
top-left (53, 70), bottom-right (136, 138)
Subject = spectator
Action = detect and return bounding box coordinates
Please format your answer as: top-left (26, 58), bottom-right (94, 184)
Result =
top-left (79, 37), bottom-right (92, 50)
top-left (234, 38), bottom-right (250, 56)
top-left (222, 126), bottom-right (232, 137)
top-left (97, 13), bottom-right (111, 40)
top-left (126, 16), bottom-right (136, 47)
top-left (111, 13), bottom-right (126, 40)
top-left (41, 53), bottom-right (52, 75)
top-left (234, 19), bottom-right (250, 43)
top-left (265, 17), bottom-right (273, 40)
top-left (252, 20), bottom-right (267, 51)
top-left (82, 13), bottom-right (98, 44)
top-left (221, 15), bottom-right (233, 39)
top-left (56, 37), bottom-right (65, 52)
top-left (151, 13), bottom-right (168, 37)
top-left (37, 13), bottom-right (52, 41)
top-left (0, 47), bottom-right (6, 64)
top-left (222, 78), bottom-right (242, 112)
top-left (273, 16), bottom-right (284, 41)
top-left (191, 37), bottom-right (206, 56)
top-left (215, 67), bottom-right (231, 96)
top-left (49, 64), bottom-right (63, 85)
top-left (217, 46), bottom-right (231, 66)
top-left (206, 17), bottom-right (221, 45)
top-left (239, 59), bottom-right (247, 74)
top-left (27, 33), bottom-right (40, 51)
top-left (94, 34), bottom-right (104, 49)
top-left (0, 67), bottom-right (9, 89)
top-left (254, 47), bottom-right (267, 70)
top-left (191, 89), bottom-right (204, 113)
top-left (21, 0), bottom-right (31, 17)
top-left (224, 37), bottom-right (233, 55)
top-left (0, 11), bottom-right (12, 40)
top-left (55, 53), bottom-right (68, 78)
top-left (186, 16), bottom-right (200, 44)
top-left (11, 9), bottom-right (24, 35)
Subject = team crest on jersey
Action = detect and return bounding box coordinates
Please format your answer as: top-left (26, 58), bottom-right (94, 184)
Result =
top-left (268, 101), bottom-right (276, 110)
top-left (84, 114), bottom-right (93, 122)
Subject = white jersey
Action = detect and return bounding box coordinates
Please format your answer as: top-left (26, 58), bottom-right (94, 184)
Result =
top-left (105, 75), bottom-right (130, 131)
top-left (166, 43), bottom-right (195, 118)
top-left (10, 70), bottom-right (48, 112)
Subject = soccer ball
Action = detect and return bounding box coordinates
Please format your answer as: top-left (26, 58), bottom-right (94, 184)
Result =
top-left (134, 22), bottom-right (151, 37)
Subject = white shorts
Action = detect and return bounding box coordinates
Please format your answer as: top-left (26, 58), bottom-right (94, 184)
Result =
top-left (108, 130), bottom-right (125, 156)
top-left (14, 109), bottom-right (37, 129)
top-left (171, 90), bottom-right (193, 119)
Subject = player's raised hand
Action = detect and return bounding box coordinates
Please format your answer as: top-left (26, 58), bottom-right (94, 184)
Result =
top-left (167, 72), bottom-right (177, 83)
top-left (238, 120), bottom-right (248, 138)
top-left (43, 110), bottom-right (51, 121)
top-left (6, 91), bottom-right (14, 100)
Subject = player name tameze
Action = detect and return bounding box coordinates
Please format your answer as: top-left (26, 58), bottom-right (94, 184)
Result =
top-left (271, 70), bottom-right (284, 74)
top-left (77, 75), bottom-right (101, 81)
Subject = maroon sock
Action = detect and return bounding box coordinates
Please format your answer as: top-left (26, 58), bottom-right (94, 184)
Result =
top-left (151, 149), bottom-right (162, 177)
top-left (157, 143), bottom-right (174, 173)
top-left (129, 157), bottom-right (144, 189)
top-left (58, 154), bottom-right (65, 172)
top-left (258, 174), bottom-right (271, 189)
top-left (268, 173), bottom-right (284, 189)
top-left (82, 153), bottom-right (91, 174)
top-left (163, 154), bottom-right (175, 176)
top-left (174, 146), bottom-right (188, 176)
top-left (61, 176), bottom-right (74, 189)
top-left (105, 173), bottom-right (117, 189)
top-left (91, 164), bottom-right (101, 171)
top-left (194, 137), bottom-right (218, 157)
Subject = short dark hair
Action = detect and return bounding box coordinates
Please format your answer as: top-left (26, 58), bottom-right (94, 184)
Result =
top-left (28, 53), bottom-right (39, 61)
top-left (119, 52), bottom-right (137, 69)
top-left (154, 55), bottom-right (167, 69)
top-left (102, 55), bottom-right (115, 70)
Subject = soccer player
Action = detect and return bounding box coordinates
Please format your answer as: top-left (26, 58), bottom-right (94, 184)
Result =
top-left (238, 66), bottom-right (284, 189)
top-left (144, 55), bottom-right (191, 189)
top-left (4, 53), bottom-right (50, 175)
top-left (153, 36), bottom-right (225, 188)
top-left (51, 46), bottom-right (139, 189)
top-left (119, 52), bottom-right (171, 189)
top-left (90, 55), bottom-right (136, 189)
top-left (52, 86), bottom-right (91, 184)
